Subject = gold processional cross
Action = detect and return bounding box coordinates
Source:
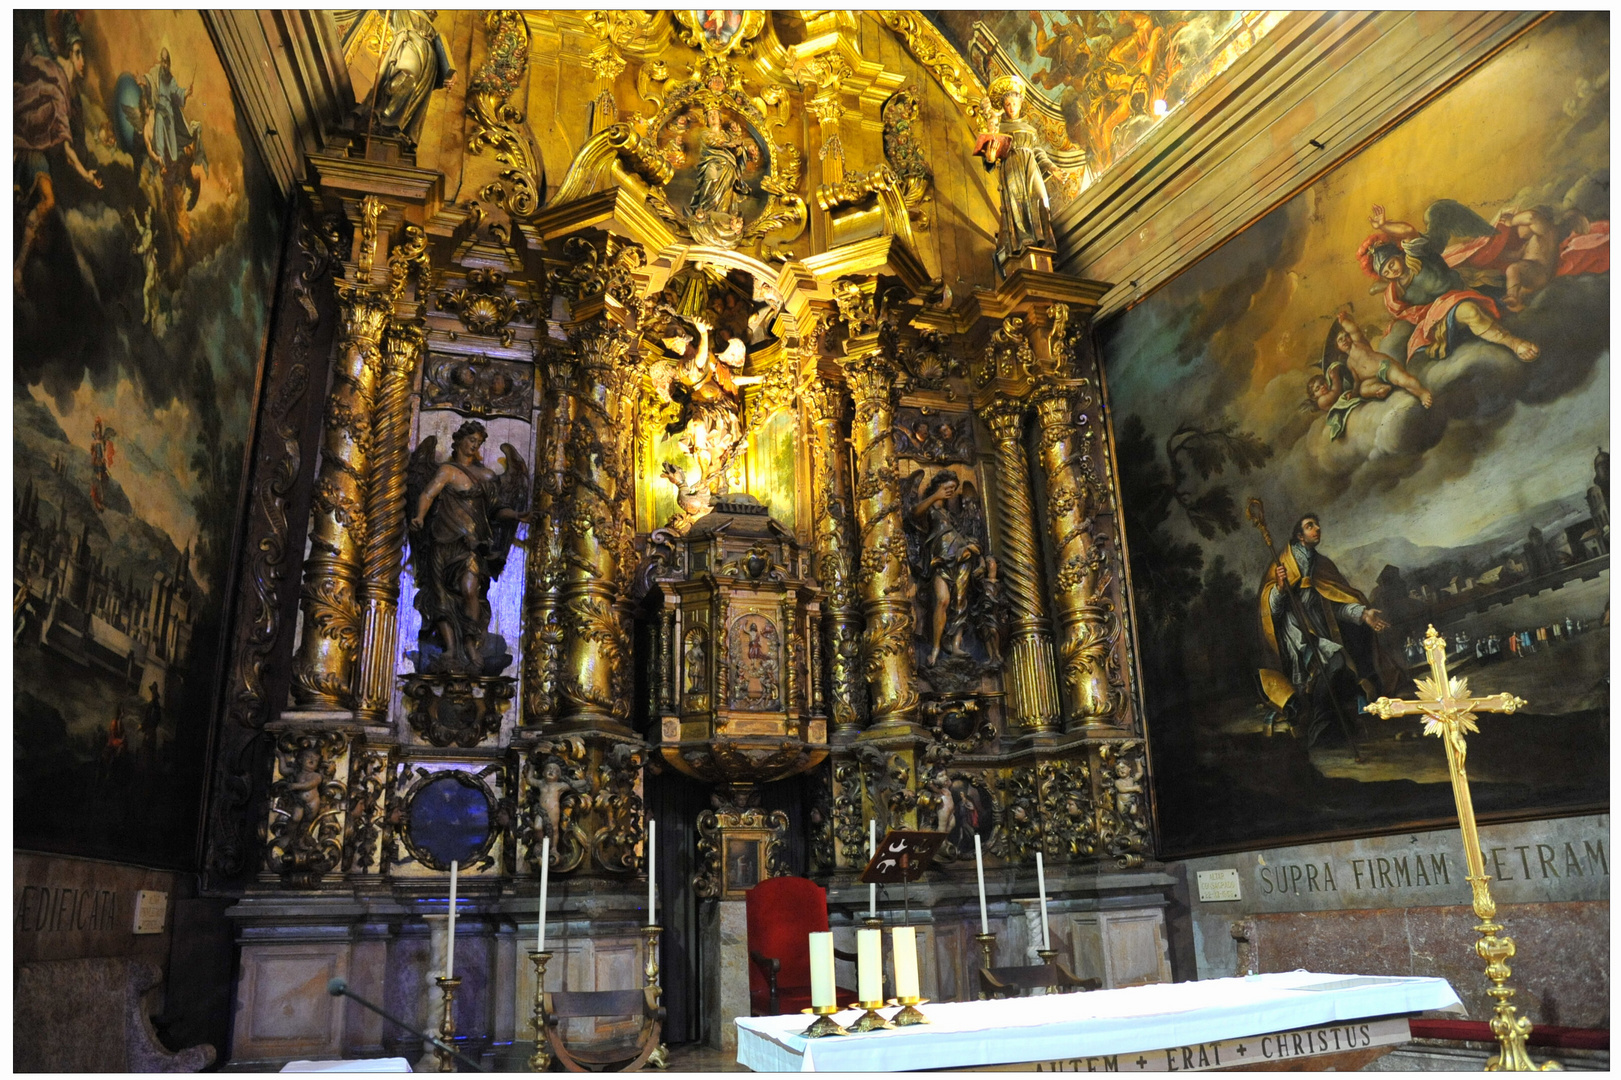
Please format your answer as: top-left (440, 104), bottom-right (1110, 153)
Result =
top-left (1364, 625), bottom-right (1559, 1072)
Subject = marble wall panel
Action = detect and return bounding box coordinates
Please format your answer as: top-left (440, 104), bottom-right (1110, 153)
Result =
top-left (1245, 900), bottom-right (1609, 1030)
top-left (1180, 814), bottom-right (1610, 979)
top-left (233, 945), bottom-right (350, 1061)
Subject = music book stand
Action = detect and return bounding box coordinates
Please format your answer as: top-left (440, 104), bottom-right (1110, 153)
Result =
top-left (860, 830), bottom-right (946, 925)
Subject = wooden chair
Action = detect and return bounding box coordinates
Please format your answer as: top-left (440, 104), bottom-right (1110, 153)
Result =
top-left (745, 876), bottom-right (859, 1015)
top-left (541, 986), bottom-right (665, 1073)
top-left (979, 961), bottom-right (1101, 999)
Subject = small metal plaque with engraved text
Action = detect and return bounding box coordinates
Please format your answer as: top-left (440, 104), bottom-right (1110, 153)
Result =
top-left (133, 890), bottom-right (168, 934)
top-left (1196, 869), bottom-right (1242, 902)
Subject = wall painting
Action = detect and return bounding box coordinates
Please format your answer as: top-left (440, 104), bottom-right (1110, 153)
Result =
top-left (1100, 13), bottom-right (1609, 856)
top-left (13, 10), bottom-right (283, 866)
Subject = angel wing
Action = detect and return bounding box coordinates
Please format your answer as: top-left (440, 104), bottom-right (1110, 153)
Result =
top-left (1422, 198), bottom-right (1496, 250)
top-left (957, 481), bottom-right (993, 552)
top-left (900, 468), bottom-right (929, 585)
top-left (489, 443), bottom-right (530, 578)
top-left (403, 436), bottom-right (439, 583)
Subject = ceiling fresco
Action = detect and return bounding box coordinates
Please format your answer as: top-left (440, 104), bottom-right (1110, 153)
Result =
top-left (928, 11), bottom-right (1288, 180)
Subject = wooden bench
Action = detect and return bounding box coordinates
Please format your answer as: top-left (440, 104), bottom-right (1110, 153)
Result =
top-left (14, 957), bottom-right (215, 1072)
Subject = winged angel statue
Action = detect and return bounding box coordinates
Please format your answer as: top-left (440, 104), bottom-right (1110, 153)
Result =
top-left (405, 420), bottom-right (530, 674)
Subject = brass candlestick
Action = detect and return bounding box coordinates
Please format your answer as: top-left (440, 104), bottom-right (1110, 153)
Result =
top-left (1366, 626), bottom-right (1558, 1073)
top-left (641, 926), bottom-right (671, 1070)
top-left (1036, 947), bottom-right (1060, 994)
top-left (800, 1004), bottom-right (851, 1038)
top-left (974, 933), bottom-right (996, 1000)
top-left (848, 998), bottom-right (892, 1034)
top-left (889, 996), bottom-right (929, 1026)
top-left (432, 975), bottom-right (460, 1073)
top-left (527, 951), bottom-right (552, 1072)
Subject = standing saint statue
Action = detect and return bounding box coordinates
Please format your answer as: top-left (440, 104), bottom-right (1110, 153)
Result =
top-left (973, 75), bottom-right (1085, 278)
top-left (683, 105), bottom-right (760, 246)
top-left (406, 421), bottom-right (529, 674)
top-left (365, 10), bottom-right (456, 146)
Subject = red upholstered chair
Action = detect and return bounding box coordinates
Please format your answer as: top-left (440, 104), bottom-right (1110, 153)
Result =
top-left (745, 876), bottom-right (858, 1016)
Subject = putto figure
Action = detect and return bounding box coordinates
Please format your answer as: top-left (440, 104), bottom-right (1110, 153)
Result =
top-left (406, 421), bottom-right (530, 674)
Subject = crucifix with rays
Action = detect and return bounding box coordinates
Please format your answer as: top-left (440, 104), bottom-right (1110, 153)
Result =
top-left (1364, 625), bottom-right (1558, 1072)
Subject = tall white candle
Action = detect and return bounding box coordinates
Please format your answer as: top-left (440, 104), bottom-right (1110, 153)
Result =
top-left (973, 834), bottom-right (989, 935)
top-left (537, 836), bottom-right (550, 953)
top-left (891, 927), bottom-right (920, 1001)
top-left (855, 927), bottom-right (882, 1004)
top-left (807, 931), bottom-right (835, 1010)
top-left (446, 860), bottom-right (458, 980)
top-left (1035, 852), bottom-right (1050, 951)
top-left (647, 819), bottom-right (657, 927)
top-left (867, 819), bottom-right (876, 918)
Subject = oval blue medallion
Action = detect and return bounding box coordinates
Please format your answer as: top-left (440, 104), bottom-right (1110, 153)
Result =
top-left (408, 774), bottom-right (491, 869)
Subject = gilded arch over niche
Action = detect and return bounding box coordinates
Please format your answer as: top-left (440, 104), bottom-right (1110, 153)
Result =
top-left (643, 56), bottom-right (805, 252)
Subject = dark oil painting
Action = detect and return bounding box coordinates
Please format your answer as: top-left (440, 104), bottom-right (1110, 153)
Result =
top-left (1099, 13), bottom-right (1610, 857)
top-left (13, 10), bottom-right (282, 866)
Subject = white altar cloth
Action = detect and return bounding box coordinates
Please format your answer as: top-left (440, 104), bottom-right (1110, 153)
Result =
top-left (734, 971), bottom-right (1463, 1072)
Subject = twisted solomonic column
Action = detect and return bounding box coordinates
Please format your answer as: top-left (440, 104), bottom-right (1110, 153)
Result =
top-left (837, 335), bottom-right (919, 731)
top-left (556, 318), bottom-right (640, 727)
top-left (353, 324), bottom-right (426, 723)
top-left (290, 274), bottom-right (391, 709)
top-left (979, 397), bottom-right (1062, 735)
top-left (804, 381), bottom-right (864, 739)
top-left (1032, 380), bottom-right (1119, 728)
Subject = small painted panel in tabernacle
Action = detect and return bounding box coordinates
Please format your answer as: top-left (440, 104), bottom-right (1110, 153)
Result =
top-left (728, 613), bottom-right (782, 712)
top-left (420, 354), bottom-right (535, 420)
top-left (407, 773), bottom-right (493, 870)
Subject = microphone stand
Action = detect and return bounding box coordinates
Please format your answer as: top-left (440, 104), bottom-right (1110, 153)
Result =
top-left (327, 978), bottom-right (486, 1072)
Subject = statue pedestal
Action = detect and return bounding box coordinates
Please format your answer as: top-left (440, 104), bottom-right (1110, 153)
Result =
top-left (700, 899), bottom-right (751, 1052)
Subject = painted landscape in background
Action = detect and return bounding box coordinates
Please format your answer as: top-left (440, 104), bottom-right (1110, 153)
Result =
top-left (13, 10), bottom-right (282, 865)
top-left (927, 10), bottom-right (1283, 176)
top-left (1100, 13), bottom-right (1610, 856)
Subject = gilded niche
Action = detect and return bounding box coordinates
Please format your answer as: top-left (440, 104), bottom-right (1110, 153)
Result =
top-left (644, 57), bottom-right (805, 253)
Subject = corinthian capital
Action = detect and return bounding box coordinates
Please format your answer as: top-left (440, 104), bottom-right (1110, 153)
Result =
top-left (336, 289), bottom-right (393, 348)
top-left (381, 325), bottom-right (425, 374)
top-left (832, 277), bottom-right (879, 338)
top-left (980, 396), bottom-right (1029, 447)
top-left (1032, 380), bottom-right (1078, 437)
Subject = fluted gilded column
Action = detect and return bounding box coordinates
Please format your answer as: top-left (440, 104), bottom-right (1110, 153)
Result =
top-left (837, 320), bottom-right (919, 731)
top-left (556, 319), bottom-right (639, 727)
top-left (980, 398), bottom-right (1062, 735)
top-left (290, 203), bottom-right (391, 708)
top-left (1033, 381), bottom-right (1118, 728)
top-left (521, 346), bottom-right (573, 727)
top-left (805, 382), bottom-right (864, 739)
top-left (353, 324), bottom-right (426, 723)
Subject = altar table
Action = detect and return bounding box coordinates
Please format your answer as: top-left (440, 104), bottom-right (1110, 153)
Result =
top-left (733, 971), bottom-right (1463, 1072)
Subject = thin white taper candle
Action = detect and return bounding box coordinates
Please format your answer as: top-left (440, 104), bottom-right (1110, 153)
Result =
top-left (537, 836), bottom-right (549, 953)
top-left (446, 859), bottom-right (458, 979)
top-left (867, 818), bottom-right (876, 918)
top-left (974, 834), bottom-right (989, 934)
top-left (1035, 852), bottom-right (1050, 951)
top-left (647, 819), bottom-right (657, 926)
